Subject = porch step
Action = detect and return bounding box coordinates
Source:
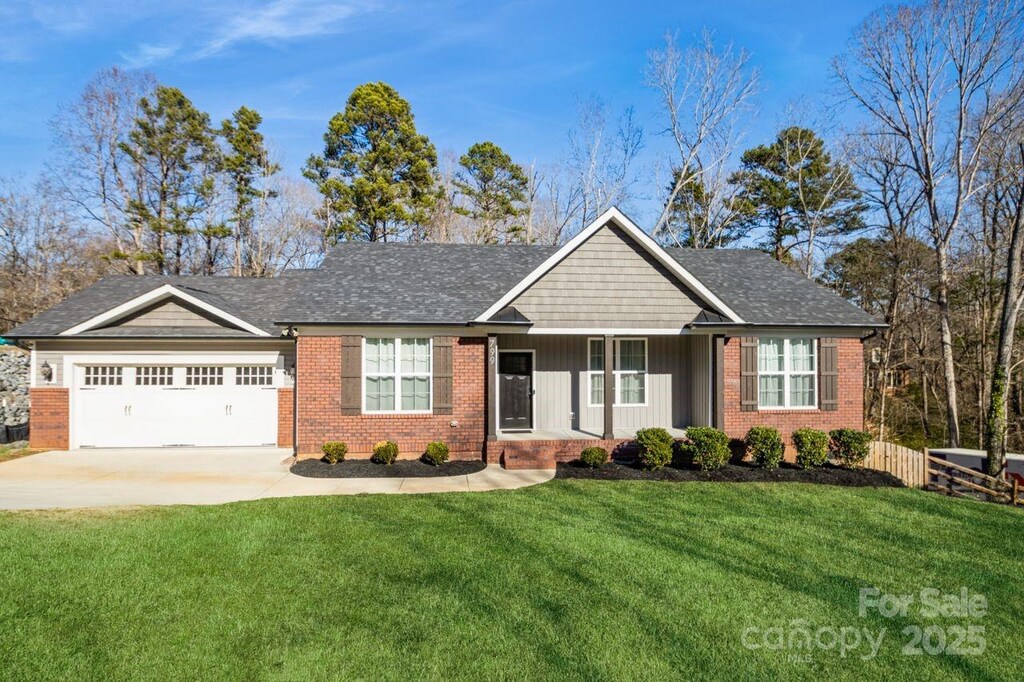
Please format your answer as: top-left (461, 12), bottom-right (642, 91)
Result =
top-left (501, 449), bottom-right (558, 470)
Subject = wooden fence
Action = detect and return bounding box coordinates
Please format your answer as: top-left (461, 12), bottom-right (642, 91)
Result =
top-left (866, 441), bottom-right (927, 488)
top-left (926, 455), bottom-right (1022, 505)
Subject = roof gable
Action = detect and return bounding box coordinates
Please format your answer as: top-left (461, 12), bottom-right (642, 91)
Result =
top-left (476, 207), bottom-right (743, 325)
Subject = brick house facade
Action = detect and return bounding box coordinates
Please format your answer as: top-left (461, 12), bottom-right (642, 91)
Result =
top-left (27, 388), bottom-right (69, 450)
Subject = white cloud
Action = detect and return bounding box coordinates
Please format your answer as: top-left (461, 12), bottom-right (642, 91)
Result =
top-left (195, 0), bottom-right (377, 58)
top-left (120, 43), bottom-right (181, 68)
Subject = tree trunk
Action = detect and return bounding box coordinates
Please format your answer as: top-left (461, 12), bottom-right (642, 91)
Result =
top-left (984, 145), bottom-right (1024, 475)
top-left (935, 244), bottom-right (961, 447)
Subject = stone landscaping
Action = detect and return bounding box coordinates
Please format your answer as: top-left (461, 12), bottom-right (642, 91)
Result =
top-left (0, 349), bottom-right (29, 441)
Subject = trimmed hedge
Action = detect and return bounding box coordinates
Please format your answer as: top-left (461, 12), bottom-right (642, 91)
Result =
top-left (829, 428), bottom-right (872, 467)
top-left (792, 428), bottom-right (829, 468)
top-left (635, 428), bottom-right (675, 470)
top-left (372, 440), bottom-right (399, 465)
top-left (422, 441), bottom-right (450, 466)
top-left (321, 441), bottom-right (348, 465)
top-left (686, 427), bottom-right (730, 471)
top-left (745, 426), bottom-right (784, 469)
top-left (580, 446), bottom-right (608, 468)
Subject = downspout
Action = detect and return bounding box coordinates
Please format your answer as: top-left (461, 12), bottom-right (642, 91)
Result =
top-left (286, 326), bottom-right (298, 458)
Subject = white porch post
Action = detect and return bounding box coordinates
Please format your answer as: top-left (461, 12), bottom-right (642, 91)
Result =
top-left (603, 335), bottom-right (614, 439)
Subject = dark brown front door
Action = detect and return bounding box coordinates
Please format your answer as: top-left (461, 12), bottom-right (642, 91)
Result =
top-left (499, 352), bottom-right (533, 430)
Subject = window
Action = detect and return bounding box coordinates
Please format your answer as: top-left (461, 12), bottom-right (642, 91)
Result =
top-left (185, 366), bottom-right (224, 386)
top-left (135, 366), bottom-right (173, 386)
top-left (588, 338), bottom-right (647, 406)
top-left (364, 338), bottom-right (431, 412)
top-left (236, 366), bottom-right (274, 386)
top-left (758, 338), bottom-right (816, 408)
top-left (84, 366), bottom-right (122, 386)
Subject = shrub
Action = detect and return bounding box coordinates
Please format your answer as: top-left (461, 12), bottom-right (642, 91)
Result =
top-left (321, 441), bottom-right (348, 464)
top-left (372, 440), bottom-right (399, 465)
top-left (829, 428), bottom-right (871, 467)
top-left (635, 427), bottom-right (675, 470)
top-left (792, 428), bottom-right (829, 469)
top-left (745, 426), bottom-right (784, 469)
top-left (686, 427), bottom-right (730, 471)
top-left (579, 446), bottom-right (608, 468)
top-left (423, 441), bottom-right (450, 466)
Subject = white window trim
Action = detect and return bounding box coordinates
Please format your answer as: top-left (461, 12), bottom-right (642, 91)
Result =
top-left (757, 337), bottom-right (818, 410)
top-left (587, 337), bottom-right (649, 408)
top-left (362, 337), bottom-right (433, 414)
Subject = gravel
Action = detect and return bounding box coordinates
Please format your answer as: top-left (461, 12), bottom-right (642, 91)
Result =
top-left (0, 349), bottom-right (29, 427)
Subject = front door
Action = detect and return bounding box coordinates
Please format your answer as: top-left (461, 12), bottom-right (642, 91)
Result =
top-left (499, 351), bottom-right (533, 431)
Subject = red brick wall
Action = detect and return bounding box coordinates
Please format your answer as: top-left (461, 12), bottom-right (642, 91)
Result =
top-left (295, 336), bottom-right (486, 460)
top-left (722, 336), bottom-right (864, 460)
top-left (277, 388), bottom-right (294, 448)
top-left (28, 388), bottom-right (69, 449)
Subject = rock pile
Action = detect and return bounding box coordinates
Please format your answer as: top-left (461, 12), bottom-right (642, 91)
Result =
top-left (0, 349), bottom-right (30, 427)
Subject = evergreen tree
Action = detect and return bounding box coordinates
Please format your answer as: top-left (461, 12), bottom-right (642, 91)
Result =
top-left (660, 166), bottom-right (752, 248)
top-left (454, 141), bottom-right (529, 243)
top-left (730, 127), bottom-right (864, 272)
top-left (220, 106), bottom-right (280, 275)
top-left (304, 82), bottom-right (438, 242)
top-left (119, 86), bottom-right (221, 274)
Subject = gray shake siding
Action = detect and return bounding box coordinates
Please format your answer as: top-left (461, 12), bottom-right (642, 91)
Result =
top-left (102, 299), bottom-right (230, 329)
top-left (497, 334), bottom-right (707, 432)
top-left (508, 225), bottom-right (706, 329)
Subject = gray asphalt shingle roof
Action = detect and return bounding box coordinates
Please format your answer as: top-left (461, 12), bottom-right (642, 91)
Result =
top-left (5, 242), bottom-right (880, 338)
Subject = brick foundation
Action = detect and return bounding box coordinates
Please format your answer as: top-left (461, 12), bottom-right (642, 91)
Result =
top-left (28, 388), bottom-right (69, 449)
top-left (486, 438), bottom-right (638, 469)
top-left (295, 336), bottom-right (486, 460)
top-left (722, 336), bottom-right (864, 461)
top-left (277, 388), bottom-right (294, 448)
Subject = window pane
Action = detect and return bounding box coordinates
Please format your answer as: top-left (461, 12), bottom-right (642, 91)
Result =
top-left (401, 338), bottom-right (430, 374)
top-left (618, 340), bottom-right (645, 372)
top-left (790, 339), bottom-right (815, 372)
top-left (401, 376), bottom-right (430, 411)
top-left (620, 372), bottom-right (646, 404)
top-left (759, 375), bottom-right (783, 407)
top-left (790, 374), bottom-right (815, 407)
top-left (366, 377), bottom-right (395, 411)
top-left (758, 339), bottom-right (783, 372)
top-left (365, 339), bottom-right (382, 373)
top-left (589, 339), bottom-right (604, 371)
top-left (590, 373), bottom-right (603, 405)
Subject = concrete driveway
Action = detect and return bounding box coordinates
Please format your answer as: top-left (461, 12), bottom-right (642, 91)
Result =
top-left (0, 448), bottom-right (554, 511)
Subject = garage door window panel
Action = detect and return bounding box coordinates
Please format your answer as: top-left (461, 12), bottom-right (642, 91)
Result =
top-left (136, 366), bottom-right (173, 386)
top-left (186, 366), bottom-right (224, 386)
top-left (236, 366), bottom-right (273, 386)
top-left (84, 366), bottom-right (122, 386)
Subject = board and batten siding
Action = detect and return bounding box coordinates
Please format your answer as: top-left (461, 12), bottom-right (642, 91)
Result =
top-left (508, 225), bottom-right (707, 329)
top-left (31, 340), bottom-right (295, 388)
top-left (497, 334), bottom-right (708, 432)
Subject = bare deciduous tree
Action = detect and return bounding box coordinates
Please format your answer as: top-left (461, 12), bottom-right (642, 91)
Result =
top-left (834, 0), bottom-right (1024, 447)
top-left (646, 29), bottom-right (758, 246)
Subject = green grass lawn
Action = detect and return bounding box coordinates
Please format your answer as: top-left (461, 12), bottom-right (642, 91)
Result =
top-left (0, 481), bottom-right (1021, 680)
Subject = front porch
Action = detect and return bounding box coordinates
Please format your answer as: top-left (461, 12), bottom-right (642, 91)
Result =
top-left (486, 333), bottom-right (716, 468)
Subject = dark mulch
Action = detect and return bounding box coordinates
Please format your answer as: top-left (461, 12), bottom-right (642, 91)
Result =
top-left (556, 460), bottom-right (904, 487)
top-left (291, 458), bottom-right (487, 479)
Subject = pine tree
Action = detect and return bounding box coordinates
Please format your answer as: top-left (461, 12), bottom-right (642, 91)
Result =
top-left (303, 82), bottom-right (438, 242)
top-left (454, 141), bottom-right (529, 243)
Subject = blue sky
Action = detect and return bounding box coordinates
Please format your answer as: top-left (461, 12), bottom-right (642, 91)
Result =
top-left (0, 0), bottom-right (885, 222)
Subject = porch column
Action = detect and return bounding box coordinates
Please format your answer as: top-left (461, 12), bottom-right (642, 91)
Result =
top-left (603, 334), bottom-right (614, 439)
top-left (712, 335), bottom-right (725, 430)
top-left (487, 335), bottom-right (498, 442)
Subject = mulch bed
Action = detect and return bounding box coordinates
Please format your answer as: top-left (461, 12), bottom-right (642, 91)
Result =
top-left (556, 460), bottom-right (903, 487)
top-left (291, 458), bottom-right (488, 479)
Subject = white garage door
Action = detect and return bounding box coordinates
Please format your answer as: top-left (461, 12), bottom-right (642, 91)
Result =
top-left (72, 364), bottom-right (279, 448)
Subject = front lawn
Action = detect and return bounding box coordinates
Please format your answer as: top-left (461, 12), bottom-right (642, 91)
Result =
top-left (0, 482), bottom-right (1020, 679)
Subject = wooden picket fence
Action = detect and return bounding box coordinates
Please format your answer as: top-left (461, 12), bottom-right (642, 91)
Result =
top-left (865, 441), bottom-right (927, 488)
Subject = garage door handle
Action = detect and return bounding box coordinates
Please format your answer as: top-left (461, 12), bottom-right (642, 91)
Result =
top-left (225, 404), bottom-right (232, 416)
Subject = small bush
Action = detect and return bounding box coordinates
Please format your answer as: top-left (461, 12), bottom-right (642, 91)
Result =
top-left (745, 426), bottom-right (784, 469)
top-left (580, 446), bottom-right (608, 468)
top-left (371, 440), bottom-right (399, 465)
top-left (687, 427), bottom-right (730, 471)
top-left (792, 428), bottom-right (829, 468)
top-left (635, 427), bottom-right (675, 470)
top-left (829, 428), bottom-right (871, 467)
top-left (423, 441), bottom-right (450, 466)
top-left (321, 441), bottom-right (348, 464)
